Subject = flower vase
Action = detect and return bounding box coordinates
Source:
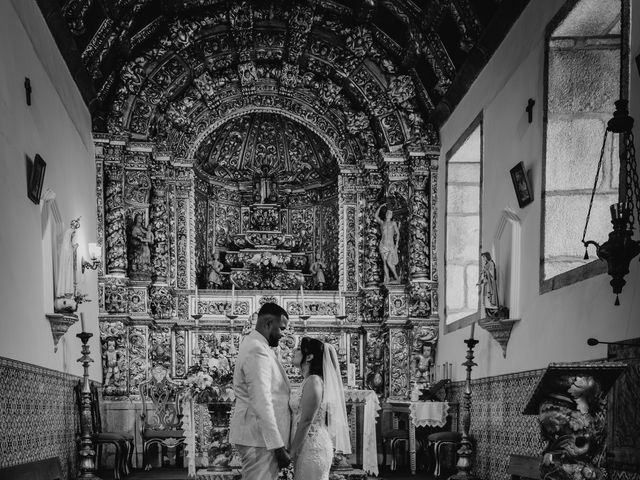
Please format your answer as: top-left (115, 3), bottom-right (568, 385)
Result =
top-left (207, 401), bottom-right (233, 472)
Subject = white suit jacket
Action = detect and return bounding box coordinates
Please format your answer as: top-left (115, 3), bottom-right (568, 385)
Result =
top-left (229, 330), bottom-right (291, 450)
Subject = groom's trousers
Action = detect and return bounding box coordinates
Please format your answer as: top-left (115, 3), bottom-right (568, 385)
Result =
top-left (236, 445), bottom-right (279, 480)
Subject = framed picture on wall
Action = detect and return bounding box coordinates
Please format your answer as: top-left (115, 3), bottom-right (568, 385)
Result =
top-left (510, 161), bottom-right (533, 208)
top-left (27, 154), bottom-right (46, 205)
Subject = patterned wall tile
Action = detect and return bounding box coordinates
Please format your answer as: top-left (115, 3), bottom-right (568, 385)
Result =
top-left (0, 356), bottom-right (80, 479)
top-left (447, 369), bottom-right (545, 480)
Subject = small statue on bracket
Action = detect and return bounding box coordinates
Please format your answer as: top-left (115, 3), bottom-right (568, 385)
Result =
top-left (207, 251), bottom-right (224, 289)
top-left (129, 212), bottom-right (154, 279)
top-left (310, 254), bottom-right (326, 290)
top-left (413, 342), bottom-right (434, 386)
top-left (375, 204), bottom-right (400, 284)
top-left (477, 252), bottom-right (509, 319)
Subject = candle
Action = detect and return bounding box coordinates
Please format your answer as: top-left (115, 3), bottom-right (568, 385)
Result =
top-left (300, 285), bottom-right (306, 315)
top-left (448, 362), bottom-right (453, 380)
top-left (195, 286), bottom-right (198, 314)
top-left (80, 312), bottom-right (86, 333)
top-left (231, 283), bottom-right (236, 314)
top-left (470, 322), bottom-right (475, 340)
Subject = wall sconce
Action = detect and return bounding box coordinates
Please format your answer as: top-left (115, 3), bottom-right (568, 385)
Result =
top-left (582, 100), bottom-right (640, 305)
top-left (81, 243), bottom-right (102, 273)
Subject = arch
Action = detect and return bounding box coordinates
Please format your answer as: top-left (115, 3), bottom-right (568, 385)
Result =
top-left (491, 208), bottom-right (522, 320)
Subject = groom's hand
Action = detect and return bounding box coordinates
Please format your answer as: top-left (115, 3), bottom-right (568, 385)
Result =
top-left (274, 447), bottom-right (291, 469)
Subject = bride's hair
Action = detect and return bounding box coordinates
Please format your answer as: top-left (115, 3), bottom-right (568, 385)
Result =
top-left (300, 337), bottom-right (324, 378)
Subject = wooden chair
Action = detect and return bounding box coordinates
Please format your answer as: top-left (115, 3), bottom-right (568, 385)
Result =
top-left (74, 381), bottom-right (133, 479)
top-left (427, 431), bottom-right (462, 477)
top-left (139, 365), bottom-right (186, 470)
top-left (0, 458), bottom-right (62, 480)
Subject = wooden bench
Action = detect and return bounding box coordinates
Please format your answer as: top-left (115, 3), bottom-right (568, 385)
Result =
top-left (508, 454), bottom-right (542, 480)
top-left (0, 458), bottom-right (63, 480)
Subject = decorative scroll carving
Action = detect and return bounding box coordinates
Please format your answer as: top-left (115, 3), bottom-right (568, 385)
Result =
top-left (345, 205), bottom-right (358, 291)
top-left (363, 198), bottom-right (381, 287)
top-left (150, 177), bottom-right (169, 282)
top-left (408, 282), bottom-right (432, 318)
top-left (149, 326), bottom-right (172, 369)
top-left (128, 287), bottom-right (147, 314)
top-left (408, 173), bottom-right (430, 280)
top-left (389, 328), bottom-right (410, 399)
top-left (104, 165), bottom-right (127, 274)
top-left (104, 277), bottom-right (128, 314)
top-left (149, 285), bottom-right (175, 319)
top-left (176, 195), bottom-right (189, 289)
top-left (174, 329), bottom-right (186, 378)
top-left (365, 329), bottom-right (386, 394)
top-left (124, 168), bottom-right (151, 204)
top-left (359, 288), bottom-right (384, 323)
top-left (128, 326), bottom-right (148, 395)
top-left (290, 208), bottom-right (315, 252)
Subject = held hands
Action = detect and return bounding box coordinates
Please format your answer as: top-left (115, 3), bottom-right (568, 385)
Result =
top-left (274, 446), bottom-right (292, 469)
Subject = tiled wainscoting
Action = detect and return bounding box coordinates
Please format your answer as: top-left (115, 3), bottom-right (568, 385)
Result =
top-left (0, 356), bottom-right (80, 479)
top-left (447, 368), bottom-right (546, 480)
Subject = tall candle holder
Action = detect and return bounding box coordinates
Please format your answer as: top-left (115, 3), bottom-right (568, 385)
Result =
top-left (76, 332), bottom-right (102, 480)
top-left (449, 336), bottom-right (479, 480)
top-left (299, 314), bottom-right (310, 330)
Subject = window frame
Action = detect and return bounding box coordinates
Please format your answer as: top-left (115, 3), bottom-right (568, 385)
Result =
top-left (443, 112), bottom-right (483, 335)
top-left (539, 0), bottom-right (630, 294)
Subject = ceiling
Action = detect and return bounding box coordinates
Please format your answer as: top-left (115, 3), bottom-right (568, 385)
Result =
top-left (38, 0), bottom-right (529, 159)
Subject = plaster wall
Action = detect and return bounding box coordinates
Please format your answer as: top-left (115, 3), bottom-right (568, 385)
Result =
top-left (0, 1), bottom-right (101, 380)
top-left (437, 0), bottom-right (640, 380)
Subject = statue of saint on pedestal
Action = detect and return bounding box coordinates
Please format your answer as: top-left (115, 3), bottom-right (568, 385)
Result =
top-left (207, 252), bottom-right (224, 289)
top-left (375, 204), bottom-right (400, 284)
top-left (54, 218), bottom-right (80, 313)
top-left (310, 255), bottom-right (326, 290)
top-left (129, 213), bottom-right (154, 278)
top-left (477, 252), bottom-right (508, 319)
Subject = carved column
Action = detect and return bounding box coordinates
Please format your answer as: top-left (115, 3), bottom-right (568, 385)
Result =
top-left (150, 172), bottom-right (169, 283)
top-left (104, 163), bottom-right (127, 275)
top-left (363, 188), bottom-right (382, 288)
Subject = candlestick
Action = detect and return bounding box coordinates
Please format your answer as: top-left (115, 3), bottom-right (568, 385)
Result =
top-left (76, 332), bottom-right (102, 480)
top-left (300, 285), bottom-right (306, 315)
top-left (80, 312), bottom-right (86, 333)
top-left (448, 337), bottom-right (479, 480)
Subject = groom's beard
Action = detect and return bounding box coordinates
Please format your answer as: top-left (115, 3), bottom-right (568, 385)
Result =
top-left (268, 335), bottom-right (280, 347)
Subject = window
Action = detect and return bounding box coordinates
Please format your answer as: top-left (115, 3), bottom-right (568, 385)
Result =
top-left (445, 115), bottom-right (482, 328)
top-left (541, 0), bottom-right (628, 292)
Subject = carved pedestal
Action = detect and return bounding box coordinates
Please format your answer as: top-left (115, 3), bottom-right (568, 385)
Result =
top-left (523, 362), bottom-right (628, 480)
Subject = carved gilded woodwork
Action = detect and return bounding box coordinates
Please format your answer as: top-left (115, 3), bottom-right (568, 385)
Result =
top-left (104, 165), bottom-right (127, 275)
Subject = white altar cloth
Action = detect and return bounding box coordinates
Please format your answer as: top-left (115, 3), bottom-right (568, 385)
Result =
top-left (344, 389), bottom-right (381, 476)
top-left (408, 401), bottom-right (449, 428)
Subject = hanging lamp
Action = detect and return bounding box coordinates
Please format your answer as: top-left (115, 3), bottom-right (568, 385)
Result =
top-left (581, 99), bottom-right (640, 305)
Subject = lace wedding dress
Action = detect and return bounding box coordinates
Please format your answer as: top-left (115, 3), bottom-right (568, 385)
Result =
top-left (289, 375), bottom-right (333, 480)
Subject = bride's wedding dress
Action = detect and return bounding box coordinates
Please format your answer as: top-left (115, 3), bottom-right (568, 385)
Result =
top-left (289, 376), bottom-right (333, 480)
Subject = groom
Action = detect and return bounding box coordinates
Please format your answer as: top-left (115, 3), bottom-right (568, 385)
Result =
top-left (229, 302), bottom-right (292, 479)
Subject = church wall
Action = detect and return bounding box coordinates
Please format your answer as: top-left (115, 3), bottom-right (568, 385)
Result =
top-left (0, 1), bottom-right (100, 379)
top-left (437, 0), bottom-right (640, 380)
top-left (437, 2), bottom-right (640, 480)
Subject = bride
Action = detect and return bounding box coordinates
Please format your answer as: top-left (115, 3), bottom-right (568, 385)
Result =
top-left (289, 337), bottom-right (351, 480)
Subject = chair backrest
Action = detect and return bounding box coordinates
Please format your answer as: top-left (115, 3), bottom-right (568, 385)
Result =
top-left (0, 458), bottom-right (62, 480)
top-left (508, 454), bottom-right (542, 480)
top-left (139, 365), bottom-right (184, 431)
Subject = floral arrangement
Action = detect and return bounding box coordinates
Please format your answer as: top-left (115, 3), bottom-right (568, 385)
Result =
top-left (185, 361), bottom-right (234, 403)
top-left (246, 252), bottom-right (291, 271)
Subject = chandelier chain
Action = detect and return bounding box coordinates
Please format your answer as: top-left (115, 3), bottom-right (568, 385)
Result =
top-left (582, 130), bottom-right (609, 245)
top-left (625, 131), bottom-right (640, 230)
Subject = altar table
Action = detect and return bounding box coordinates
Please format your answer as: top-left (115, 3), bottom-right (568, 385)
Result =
top-left (385, 400), bottom-right (457, 475)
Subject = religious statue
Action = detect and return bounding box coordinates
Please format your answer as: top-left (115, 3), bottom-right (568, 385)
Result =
top-left (207, 251), bottom-right (224, 289)
top-left (413, 343), bottom-right (434, 385)
top-left (477, 252), bottom-right (509, 319)
top-left (375, 204), bottom-right (400, 284)
top-left (129, 213), bottom-right (153, 279)
top-left (103, 337), bottom-right (122, 387)
top-left (54, 218), bottom-right (80, 313)
top-left (254, 164), bottom-right (277, 204)
top-left (310, 254), bottom-right (326, 290)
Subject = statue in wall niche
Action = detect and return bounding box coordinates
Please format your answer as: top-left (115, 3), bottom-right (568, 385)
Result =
top-left (375, 204), bottom-right (400, 284)
top-left (254, 164), bottom-right (277, 204)
top-left (54, 218), bottom-right (80, 313)
top-left (477, 252), bottom-right (509, 319)
top-left (310, 254), bottom-right (326, 290)
top-left (102, 337), bottom-right (122, 387)
top-left (207, 251), bottom-right (224, 289)
top-left (129, 213), bottom-right (154, 279)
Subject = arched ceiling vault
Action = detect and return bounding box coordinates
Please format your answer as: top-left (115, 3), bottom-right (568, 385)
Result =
top-left (39, 0), bottom-right (529, 157)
